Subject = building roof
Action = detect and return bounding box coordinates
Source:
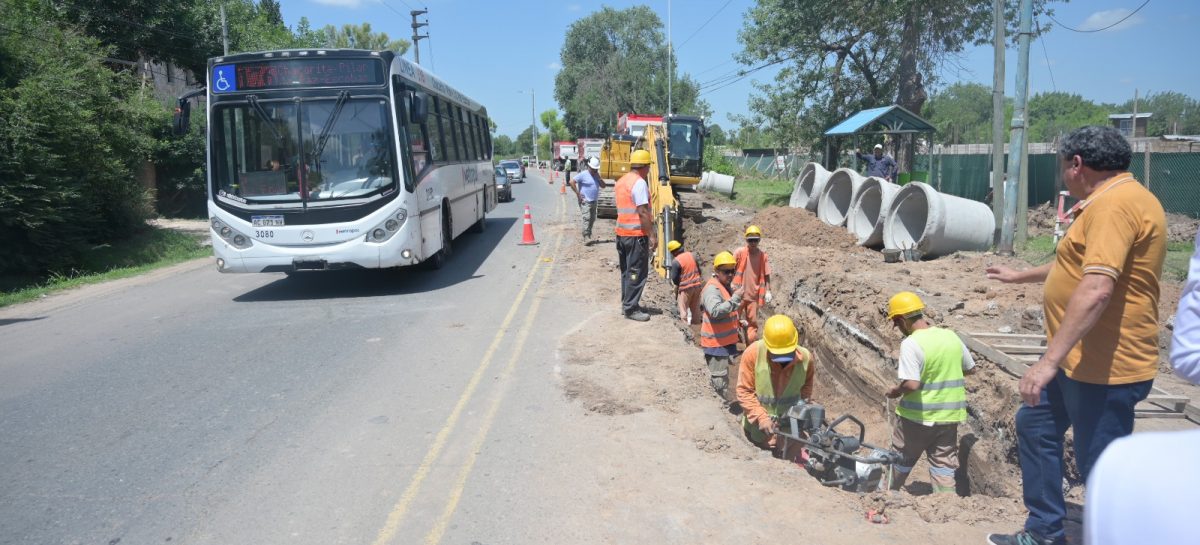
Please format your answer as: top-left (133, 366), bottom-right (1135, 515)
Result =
top-left (824, 105), bottom-right (935, 137)
top-left (1108, 113), bottom-right (1154, 120)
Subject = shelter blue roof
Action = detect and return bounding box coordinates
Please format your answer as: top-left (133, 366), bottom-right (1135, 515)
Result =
top-left (824, 105), bottom-right (935, 136)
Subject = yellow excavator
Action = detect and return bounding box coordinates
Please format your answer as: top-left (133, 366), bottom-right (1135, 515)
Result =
top-left (595, 115), bottom-right (707, 276)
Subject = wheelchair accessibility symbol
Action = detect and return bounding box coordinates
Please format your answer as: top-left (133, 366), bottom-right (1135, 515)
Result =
top-left (212, 65), bottom-right (237, 93)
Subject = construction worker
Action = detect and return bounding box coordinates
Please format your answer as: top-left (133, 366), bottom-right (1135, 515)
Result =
top-left (733, 225), bottom-right (773, 343)
top-left (701, 251), bottom-right (745, 400)
top-left (883, 291), bottom-right (977, 494)
top-left (668, 240), bottom-right (703, 325)
top-left (569, 156), bottom-right (606, 243)
top-left (737, 314), bottom-right (815, 452)
top-left (614, 149), bottom-right (657, 322)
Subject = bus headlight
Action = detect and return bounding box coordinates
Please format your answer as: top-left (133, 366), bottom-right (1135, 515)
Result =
top-left (385, 219), bottom-right (399, 231)
top-left (211, 217), bottom-right (253, 249)
top-left (365, 208), bottom-right (409, 244)
top-left (372, 228), bottom-right (387, 241)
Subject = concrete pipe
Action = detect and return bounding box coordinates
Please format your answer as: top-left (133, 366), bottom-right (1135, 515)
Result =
top-left (816, 168), bottom-right (866, 226)
top-left (847, 177), bottom-right (901, 248)
top-left (790, 162), bottom-right (832, 211)
top-left (882, 182), bottom-right (994, 258)
top-left (699, 171), bottom-right (736, 196)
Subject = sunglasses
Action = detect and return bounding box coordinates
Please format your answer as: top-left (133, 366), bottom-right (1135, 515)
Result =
top-left (716, 268), bottom-right (735, 275)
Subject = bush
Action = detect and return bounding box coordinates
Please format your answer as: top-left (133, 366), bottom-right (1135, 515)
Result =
top-left (0, 20), bottom-right (161, 276)
top-left (705, 143), bottom-right (736, 175)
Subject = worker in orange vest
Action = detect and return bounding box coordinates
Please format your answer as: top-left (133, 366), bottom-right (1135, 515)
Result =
top-left (668, 240), bottom-right (703, 325)
top-left (733, 225), bottom-right (773, 343)
top-left (737, 314), bottom-right (816, 452)
top-left (701, 251), bottom-right (747, 402)
top-left (614, 149), bottom-right (657, 322)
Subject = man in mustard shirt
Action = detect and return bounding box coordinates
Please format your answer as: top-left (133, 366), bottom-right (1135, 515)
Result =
top-left (985, 126), bottom-right (1166, 545)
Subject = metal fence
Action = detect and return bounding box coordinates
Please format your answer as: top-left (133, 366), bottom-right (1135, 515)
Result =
top-left (729, 154), bottom-right (820, 180)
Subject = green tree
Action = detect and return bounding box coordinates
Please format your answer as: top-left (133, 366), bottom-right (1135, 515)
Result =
top-left (539, 109), bottom-right (572, 142)
top-left (707, 123), bottom-right (727, 146)
top-left (1120, 91), bottom-right (1200, 136)
top-left (492, 134), bottom-right (515, 158)
top-left (737, 0), bottom-right (1060, 156)
top-left (924, 82), bottom-right (1006, 145)
top-left (320, 23), bottom-right (409, 53)
top-left (1026, 92), bottom-right (1109, 142)
top-left (553, 5), bottom-right (708, 137)
top-left (515, 127), bottom-right (535, 155)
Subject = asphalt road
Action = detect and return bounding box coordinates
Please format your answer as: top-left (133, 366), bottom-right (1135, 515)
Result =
top-left (0, 171), bottom-right (588, 545)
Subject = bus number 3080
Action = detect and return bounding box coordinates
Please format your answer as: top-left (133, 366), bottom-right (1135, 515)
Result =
top-left (255, 230), bottom-right (275, 238)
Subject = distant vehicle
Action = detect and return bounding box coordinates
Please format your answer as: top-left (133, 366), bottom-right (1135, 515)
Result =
top-left (493, 165), bottom-right (513, 202)
top-left (552, 141), bottom-right (578, 171)
top-left (577, 138), bottom-right (604, 167)
top-left (181, 49), bottom-right (495, 273)
top-left (499, 160), bottom-right (524, 182)
top-left (520, 155), bottom-right (530, 167)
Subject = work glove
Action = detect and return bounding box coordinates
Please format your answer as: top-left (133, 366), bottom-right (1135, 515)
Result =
top-left (764, 291), bottom-right (774, 304)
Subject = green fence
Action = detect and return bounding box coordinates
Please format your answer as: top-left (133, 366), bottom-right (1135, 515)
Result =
top-left (932, 152), bottom-right (1200, 218)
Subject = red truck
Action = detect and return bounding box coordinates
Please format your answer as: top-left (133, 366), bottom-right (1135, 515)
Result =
top-left (552, 141), bottom-right (579, 172)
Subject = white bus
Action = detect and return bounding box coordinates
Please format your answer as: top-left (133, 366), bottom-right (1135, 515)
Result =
top-left (189, 49), bottom-right (495, 273)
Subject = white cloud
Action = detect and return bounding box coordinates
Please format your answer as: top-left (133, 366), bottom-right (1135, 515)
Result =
top-left (547, 61), bottom-right (562, 70)
top-left (1077, 8), bottom-right (1145, 32)
top-left (312, 0), bottom-right (363, 7)
top-left (568, 4), bottom-right (582, 11)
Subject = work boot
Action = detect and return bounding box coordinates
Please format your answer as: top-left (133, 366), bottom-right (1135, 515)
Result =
top-left (625, 310), bottom-right (650, 322)
top-left (985, 530), bottom-right (1065, 545)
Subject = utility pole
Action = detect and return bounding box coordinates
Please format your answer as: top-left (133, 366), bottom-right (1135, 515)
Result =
top-left (531, 89), bottom-right (537, 161)
top-left (410, 10), bottom-right (428, 65)
top-left (1131, 88), bottom-right (1139, 138)
top-left (990, 0), bottom-right (1005, 242)
top-left (667, 0), bottom-right (672, 116)
top-left (220, 5), bottom-right (229, 55)
top-left (999, 0), bottom-right (1032, 255)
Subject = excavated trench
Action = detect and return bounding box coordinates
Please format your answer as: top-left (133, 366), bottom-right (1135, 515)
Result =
top-left (661, 205), bottom-right (1040, 500)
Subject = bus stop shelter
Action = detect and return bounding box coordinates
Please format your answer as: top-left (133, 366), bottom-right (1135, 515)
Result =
top-left (823, 105), bottom-right (936, 184)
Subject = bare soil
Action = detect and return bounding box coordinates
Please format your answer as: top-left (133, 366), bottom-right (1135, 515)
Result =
top-left (551, 189), bottom-right (1196, 543)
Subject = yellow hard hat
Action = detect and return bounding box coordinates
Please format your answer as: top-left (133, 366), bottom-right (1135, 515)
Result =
top-left (763, 315), bottom-right (799, 355)
top-left (887, 291), bottom-right (925, 320)
top-left (630, 149), bottom-right (652, 167)
top-left (713, 251), bottom-right (736, 269)
top-left (744, 225), bottom-right (763, 239)
top-left (667, 240), bottom-right (682, 252)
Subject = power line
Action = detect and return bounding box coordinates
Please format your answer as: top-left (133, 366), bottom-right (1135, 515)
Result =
top-left (694, 58), bottom-right (735, 77)
top-left (377, 0), bottom-right (409, 18)
top-left (677, 0), bottom-right (733, 49)
top-left (1035, 19), bottom-right (1057, 92)
top-left (1047, 0), bottom-right (1150, 33)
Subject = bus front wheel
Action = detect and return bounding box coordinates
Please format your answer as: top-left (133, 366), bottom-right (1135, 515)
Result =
top-left (426, 206), bottom-right (452, 270)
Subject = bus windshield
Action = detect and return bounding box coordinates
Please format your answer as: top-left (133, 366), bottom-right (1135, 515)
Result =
top-left (212, 97), bottom-right (396, 206)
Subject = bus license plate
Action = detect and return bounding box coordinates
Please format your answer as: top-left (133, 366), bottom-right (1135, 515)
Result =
top-left (252, 215), bottom-right (285, 227)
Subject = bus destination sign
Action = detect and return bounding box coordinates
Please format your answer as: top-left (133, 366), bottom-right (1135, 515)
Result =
top-left (211, 58), bottom-right (385, 93)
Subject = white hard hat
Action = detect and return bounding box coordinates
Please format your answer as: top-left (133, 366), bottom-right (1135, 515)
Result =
top-left (588, 156), bottom-right (601, 169)
top-left (873, 143), bottom-right (883, 150)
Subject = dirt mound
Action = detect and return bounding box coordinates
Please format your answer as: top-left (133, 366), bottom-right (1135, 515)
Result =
top-left (749, 206), bottom-right (861, 250)
top-left (1027, 201), bottom-right (1057, 238)
top-left (1167, 212), bottom-right (1200, 244)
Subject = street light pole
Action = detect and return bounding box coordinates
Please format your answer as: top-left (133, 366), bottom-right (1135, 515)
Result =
top-left (519, 89), bottom-right (537, 162)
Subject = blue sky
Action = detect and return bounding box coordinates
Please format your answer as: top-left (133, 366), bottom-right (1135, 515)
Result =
top-left (278, 0), bottom-right (1199, 139)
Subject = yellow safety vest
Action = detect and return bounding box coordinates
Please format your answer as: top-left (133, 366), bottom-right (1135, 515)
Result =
top-left (742, 341), bottom-right (810, 444)
top-left (896, 327), bottom-right (968, 423)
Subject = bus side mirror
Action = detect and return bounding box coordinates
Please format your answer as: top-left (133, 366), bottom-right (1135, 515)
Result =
top-left (411, 93), bottom-right (429, 124)
top-left (703, 127), bottom-right (711, 137)
top-left (173, 98), bottom-right (191, 136)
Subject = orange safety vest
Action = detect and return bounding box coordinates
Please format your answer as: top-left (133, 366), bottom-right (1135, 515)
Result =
top-left (701, 277), bottom-right (741, 348)
top-left (732, 247), bottom-right (768, 296)
top-left (614, 172), bottom-right (646, 237)
top-left (675, 251), bottom-right (702, 291)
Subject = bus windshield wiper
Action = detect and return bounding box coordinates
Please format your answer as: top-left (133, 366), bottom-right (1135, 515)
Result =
top-left (246, 95), bottom-right (285, 145)
top-left (312, 90), bottom-right (350, 164)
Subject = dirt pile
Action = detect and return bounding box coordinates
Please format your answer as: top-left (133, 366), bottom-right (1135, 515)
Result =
top-left (1167, 212), bottom-right (1200, 244)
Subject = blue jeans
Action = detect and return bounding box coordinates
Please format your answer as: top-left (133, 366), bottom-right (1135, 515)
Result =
top-left (1016, 370), bottom-right (1152, 541)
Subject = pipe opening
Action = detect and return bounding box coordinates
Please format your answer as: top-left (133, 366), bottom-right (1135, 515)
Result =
top-left (849, 185), bottom-right (882, 240)
top-left (887, 188), bottom-right (929, 249)
top-left (818, 174), bottom-right (856, 226)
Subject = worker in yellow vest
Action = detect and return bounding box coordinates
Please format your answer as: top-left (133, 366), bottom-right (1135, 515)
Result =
top-left (737, 314), bottom-right (815, 451)
top-left (701, 251), bottom-right (745, 401)
top-left (668, 240), bottom-right (703, 325)
top-left (884, 291), bottom-right (977, 493)
top-left (613, 149), bottom-right (657, 322)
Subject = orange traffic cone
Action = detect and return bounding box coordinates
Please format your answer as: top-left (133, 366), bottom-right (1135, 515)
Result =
top-left (559, 179), bottom-right (566, 194)
top-left (518, 205), bottom-right (538, 245)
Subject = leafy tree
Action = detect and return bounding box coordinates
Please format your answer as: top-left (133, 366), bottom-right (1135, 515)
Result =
top-left (492, 134), bottom-right (515, 158)
top-left (515, 126), bottom-right (535, 155)
top-left (0, 5), bottom-right (163, 275)
top-left (707, 123), bottom-right (727, 146)
top-left (259, 0), bottom-right (283, 26)
top-left (1120, 91), bottom-right (1200, 136)
top-left (320, 23), bottom-right (409, 53)
top-left (1026, 92), bottom-right (1109, 142)
top-left (539, 109), bottom-right (572, 142)
top-left (553, 5), bottom-right (708, 137)
top-left (737, 0), bottom-right (1061, 159)
top-left (924, 82), bottom-right (1007, 145)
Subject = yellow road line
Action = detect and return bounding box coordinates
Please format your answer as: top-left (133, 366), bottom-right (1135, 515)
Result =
top-left (422, 226), bottom-right (564, 545)
top-left (371, 193), bottom-right (566, 545)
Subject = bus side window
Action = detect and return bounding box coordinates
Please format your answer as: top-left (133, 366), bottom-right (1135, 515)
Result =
top-left (426, 97), bottom-right (444, 163)
top-left (402, 91), bottom-right (429, 176)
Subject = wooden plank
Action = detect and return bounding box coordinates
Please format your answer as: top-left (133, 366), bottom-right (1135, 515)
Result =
top-left (1132, 411), bottom-right (1189, 419)
top-left (993, 344), bottom-right (1048, 355)
top-left (967, 332), bottom-right (1047, 341)
top-left (957, 330), bottom-right (1026, 378)
top-left (1145, 394), bottom-right (1191, 404)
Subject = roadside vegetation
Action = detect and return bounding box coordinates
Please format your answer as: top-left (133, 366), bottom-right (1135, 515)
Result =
top-left (1020, 235), bottom-right (1193, 281)
top-left (0, 227), bottom-right (209, 308)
